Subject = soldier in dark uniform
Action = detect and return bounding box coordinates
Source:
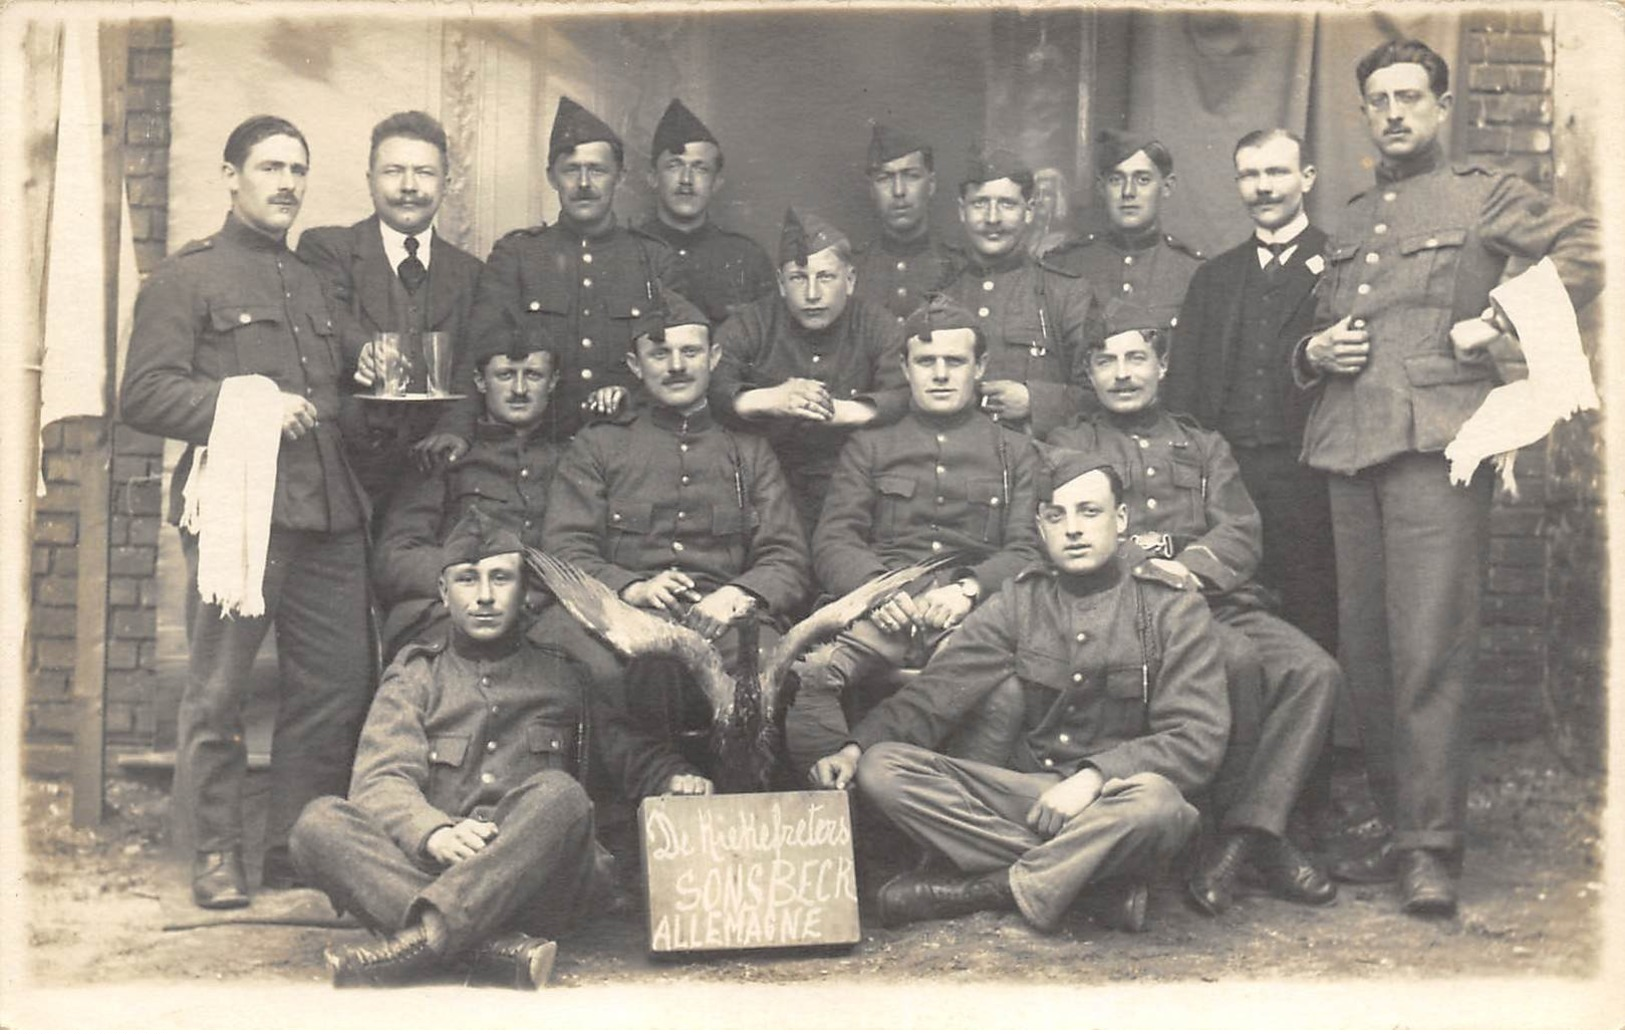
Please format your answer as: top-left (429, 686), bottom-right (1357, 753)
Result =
top-left (852, 122), bottom-right (960, 326)
top-left (295, 111), bottom-right (484, 523)
top-left (372, 326), bottom-right (565, 660)
top-left (1298, 40), bottom-right (1601, 915)
top-left (1049, 130), bottom-right (1204, 338)
top-left (426, 96), bottom-right (673, 457)
top-left (119, 116), bottom-right (373, 907)
top-left (711, 208), bottom-right (910, 534)
top-left (542, 290), bottom-right (811, 778)
top-left (1051, 327), bottom-right (1340, 916)
top-left (788, 295), bottom-right (1041, 776)
top-left (636, 98), bottom-right (776, 327)
top-left (811, 449), bottom-right (1229, 933)
top-left (936, 147), bottom-right (1105, 439)
top-left (291, 512), bottom-right (710, 989)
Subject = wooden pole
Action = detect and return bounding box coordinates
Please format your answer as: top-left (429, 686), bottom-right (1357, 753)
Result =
top-left (70, 20), bottom-right (128, 828)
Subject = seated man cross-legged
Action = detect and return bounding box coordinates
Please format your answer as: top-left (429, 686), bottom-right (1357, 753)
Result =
top-left (813, 448), bottom-right (1229, 933)
top-left (291, 511), bottom-right (710, 989)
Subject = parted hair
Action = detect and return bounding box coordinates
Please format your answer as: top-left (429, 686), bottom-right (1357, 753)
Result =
top-left (223, 115), bottom-right (308, 168)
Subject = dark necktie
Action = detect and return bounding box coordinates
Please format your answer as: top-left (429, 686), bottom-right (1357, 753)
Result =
top-left (1258, 238), bottom-right (1289, 281)
top-left (398, 235), bottom-right (427, 294)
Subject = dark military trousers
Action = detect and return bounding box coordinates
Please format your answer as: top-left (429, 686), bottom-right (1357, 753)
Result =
top-left (179, 527), bottom-right (374, 855)
top-left (859, 745), bottom-right (1199, 930)
top-left (1327, 452), bottom-right (1492, 857)
top-left (1205, 606), bottom-right (1340, 837)
top-left (289, 771), bottom-right (608, 955)
top-left (1230, 444), bottom-right (1338, 654)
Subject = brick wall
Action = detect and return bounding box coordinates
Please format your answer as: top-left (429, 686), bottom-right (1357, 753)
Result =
top-left (26, 19), bottom-right (172, 777)
top-left (1459, 9), bottom-right (1561, 739)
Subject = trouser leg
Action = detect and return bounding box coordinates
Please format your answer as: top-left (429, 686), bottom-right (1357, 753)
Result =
top-left (288, 796), bottom-right (435, 933)
top-left (857, 744), bottom-right (1197, 930)
top-left (1378, 453), bottom-right (1490, 857)
top-left (265, 529), bottom-right (375, 854)
top-left (1210, 606), bottom-right (1339, 837)
top-left (1234, 445), bottom-right (1339, 655)
top-left (1203, 622), bottom-right (1265, 823)
top-left (416, 771), bottom-right (604, 953)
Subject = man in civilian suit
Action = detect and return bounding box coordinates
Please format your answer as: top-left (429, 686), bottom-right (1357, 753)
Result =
top-left (297, 111), bottom-right (484, 521)
top-left (1164, 128), bottom-right (1335, 656)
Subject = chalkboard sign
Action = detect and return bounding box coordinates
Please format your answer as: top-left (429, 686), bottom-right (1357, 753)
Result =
top-left (639, 791), bottom-right (861, 954)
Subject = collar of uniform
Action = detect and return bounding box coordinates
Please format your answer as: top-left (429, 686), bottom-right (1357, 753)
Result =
top-left (1056, 554), bottom-right (1125, 597)
top-left (1106, 225), bottom-right (1162, 253)
top-left (1103, 401), bottom-right (1166, 435)
top-left (1375, 140), bottom-right (1444, 185)
top-left (648, 400), bottom-right (715, 433)
top-left (879, 229), bottom-right (934, 257)
top-left (219, 212), bottom-right (289, 253)
top-left (910, 404), bottom-right (981, 433)
top-left (450, 627), bottom-right (523, 663)
top-left (964, 247), bottom-right (1027, 276)
top-left (643, 216), bottom-right (714, 248)
top-left (472, 415), bottom-right (551, 445)
top-left (559, 212), bottom-right (621, 242)
top-left (1254, 210), bottom-right (1309, 248)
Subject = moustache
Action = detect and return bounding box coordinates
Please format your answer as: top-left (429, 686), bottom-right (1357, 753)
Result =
top-left (505, 394), bottom-right (535, 404)
top-left (269, 194), bottom-right (298, 206)
top-left (569, 190), bottom-right (602, 202)
top-left (661, 375), bottom-right (695, 386)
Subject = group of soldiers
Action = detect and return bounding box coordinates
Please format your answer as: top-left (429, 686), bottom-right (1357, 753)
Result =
top-left (118, 36), bottom-right (1601, 990)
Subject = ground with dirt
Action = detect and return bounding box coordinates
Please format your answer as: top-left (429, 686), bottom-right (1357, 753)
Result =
top-left (11, 738), bottom-right (1609, 1017)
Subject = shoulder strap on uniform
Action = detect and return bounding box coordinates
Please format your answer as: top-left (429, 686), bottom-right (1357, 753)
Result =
top-left (1162, 233), bottom-right (1205, 261)
top-left (174, 236), bottom-right (216, 258)
top-left (500, 224), bottom-right (548, 241)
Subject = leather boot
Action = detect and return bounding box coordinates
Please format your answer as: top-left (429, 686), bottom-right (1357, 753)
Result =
top-left (1253, 834), bottom-right (1336, 906)
top-left (1186, 831), bottom-right (1251, 916)
top-left (325, 924), bottom-right (444, 988)
top-left (875, 869), bottom-right (1015, 927)
top-left (192, 850), bottom-right (250, 910)
top-left (1077, 877), bottom-right (1150, 933)
top-left (1399, 849), bottom-right (1458, 917)
top-left (465, 933), bottom-right (558, 990)
top-left (1330, 840), bottom-right (1399, 884)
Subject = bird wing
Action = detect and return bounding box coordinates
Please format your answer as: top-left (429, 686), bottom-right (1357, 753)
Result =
top-left (760, 552), bottom-right (964, 710)
top-left (522, 548), bottom-right (735, 721)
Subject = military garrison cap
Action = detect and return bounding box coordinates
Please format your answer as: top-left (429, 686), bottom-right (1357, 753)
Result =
top-left (468, 310), bottom-right (562, 375)
top-left (652, 98), bottom-right (718, 160)
top-left (440, 507), bottom-right (524, 572)
top-left (548, 96), bottom-right (623, 168)
top-left (637, 287), bottom-right (709, 343)
top-left (1094, 128), bottom-right (1173, 176)
top-left (1034, 443), bottom-right (1124, 504)
top-left (778, 207), bottom-right (849, 267)
top-left (901, 292), bottom-right (980, 342)
top-left (867, 121), bottom-right (932, 169)
top-left (961, 144), bottom-right (1033, 191)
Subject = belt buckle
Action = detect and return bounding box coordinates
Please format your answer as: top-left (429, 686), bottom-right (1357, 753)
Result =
top-left (1130, 532), bottom-right (1174, 558)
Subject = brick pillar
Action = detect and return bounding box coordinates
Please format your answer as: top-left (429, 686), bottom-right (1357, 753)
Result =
top-left (1458, 10), bottom-right (1558, 740)
top-left (27, 18), bottom-right (173, 777)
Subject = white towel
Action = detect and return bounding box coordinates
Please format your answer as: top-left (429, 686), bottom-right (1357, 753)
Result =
top-left (179, 375), bottom-right (284, 617)
top-left (1444, 258), bottom-right (1599, 491)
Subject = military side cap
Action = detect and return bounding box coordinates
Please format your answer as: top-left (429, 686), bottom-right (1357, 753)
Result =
top-left (778, 207), bottom-right (849, 267)
top-left (637, 286), bottom-right (709, 341)
top-left (1034, 442), bottom-right (1122, 503)
top-left (963, 144), bottom-right (1031, 188)
top-left (652, 97), bottom-right (718, 160)
top-left (468, 309), bottom-right (562, 373)
top-left (867, 121), bottom-right (931, 169)
top-left (549, 95), bottom-right (622, 168)
top-left (1094, 128), bottom-right (1173, 176)
top-left (902, 292), bottom-right (980, 342)
top-left (440, 506), bottom-right (524, 572)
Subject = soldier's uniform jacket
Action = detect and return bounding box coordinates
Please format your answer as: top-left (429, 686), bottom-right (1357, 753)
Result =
top-left (1048, 406), bottom-right (1263, 598)
top-left (1297, 150), bottom-right (1604, 476)
top-left (851, 557), bottom-right (1229, 795)
top-left (348, 635), bottom-right (693, 862)
top-left (637, 217), bottom-right (776, 327)
top-left (443, 217), bottom-right (673, 441)
top-left (1049, 229), bottom-right (1204, 337)
top-left (711, 293), bottom-right (911, 499)
top-left (543, 400), bottom-right (811, 617)
top-left (813, 408), bottom-right (1041, 597)
top-left (373, 418), bottom-right (563, 646)
top-left (852, 232), bottom-right (961, 325)
top-left (937, 247), bottom-right (1106, 438)
top-left (120, 214), bottom-right (364, 532)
